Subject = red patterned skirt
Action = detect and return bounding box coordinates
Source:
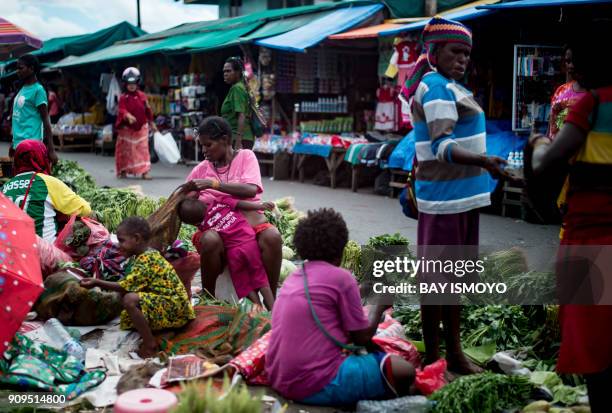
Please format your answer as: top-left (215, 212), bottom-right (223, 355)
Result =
top-left (115, 125), bottom-right (150, 177)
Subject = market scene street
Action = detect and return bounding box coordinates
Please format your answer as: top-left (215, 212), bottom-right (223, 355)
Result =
top-left (0, 0), bottom-right (611, 412)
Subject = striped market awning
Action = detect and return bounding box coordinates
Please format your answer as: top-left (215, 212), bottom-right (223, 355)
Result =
top-left (0, 17), bottom-right (43, 59)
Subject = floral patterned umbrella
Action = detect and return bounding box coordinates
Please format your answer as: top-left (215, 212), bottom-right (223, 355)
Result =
top-left (0, 193), bottom-right (43, 354)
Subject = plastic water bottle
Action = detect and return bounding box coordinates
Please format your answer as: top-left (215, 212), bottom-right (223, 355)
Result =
top-left (518, 151), bottom-right (524, 168)
top-left (44, 318), bottom-right (85, 360)
top-left (507, 152), bottom-right (515, 169)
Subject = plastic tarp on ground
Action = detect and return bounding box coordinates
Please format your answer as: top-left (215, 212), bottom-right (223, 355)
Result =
top-left (380, 4), bottom-right (494, 36)
top-left (255, 4), bottom-right (384, 52)
top-left (478, 0), bottom-right (612, 9)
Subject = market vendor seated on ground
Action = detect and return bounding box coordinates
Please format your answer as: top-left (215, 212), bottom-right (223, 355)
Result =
top-left (2, 140), bottom-right (91, 242)
top-left (265, 208), bottom-right (415, 406)
top-left (182, 116), bottom-right (282, 297)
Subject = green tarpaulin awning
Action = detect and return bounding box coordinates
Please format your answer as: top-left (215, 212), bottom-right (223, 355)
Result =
top-left (32, 21), bottom-right (145, 58)
top-left (52, 0), bottom-right (380, 68)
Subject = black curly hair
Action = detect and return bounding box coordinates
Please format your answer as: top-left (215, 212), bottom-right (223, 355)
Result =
top-left (198, 116), bottom-right (232, 142)
top-left (17, 54), bottom-right (40, 73)
top-left (293, 208), bottom-right (348, 264)
top-left (118, 217), bottom-right (151, 241)
top-left (225, 56), bottom-right (245, 72)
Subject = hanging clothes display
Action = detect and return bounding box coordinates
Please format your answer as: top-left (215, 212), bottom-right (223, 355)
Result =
top-left (375, 80), bottom-right (396, 131)
top-left (106, 75), bottom-right (121, 116)
top-left (385, 35), bottom-right (420, 86)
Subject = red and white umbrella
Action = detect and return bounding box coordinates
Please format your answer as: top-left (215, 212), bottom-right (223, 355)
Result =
top-left (0, 17), bottom-right (42, 59)
top-left (0, 193), bottom-right (43, 355)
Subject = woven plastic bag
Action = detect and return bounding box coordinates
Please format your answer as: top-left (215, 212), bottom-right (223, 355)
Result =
top-left (147, 187), bottom-right (187, 251)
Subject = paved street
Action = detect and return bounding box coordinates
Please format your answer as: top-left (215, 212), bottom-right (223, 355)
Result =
top-left (1, 142), bottom-right (561, 260)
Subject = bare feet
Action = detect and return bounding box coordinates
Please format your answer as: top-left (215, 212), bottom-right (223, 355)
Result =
top-left (137, 342), bottom-right (158, 359)
top-left (142, 173), bottom-right (152, 180)
top-left (446, 352), bottom-right (484, 375)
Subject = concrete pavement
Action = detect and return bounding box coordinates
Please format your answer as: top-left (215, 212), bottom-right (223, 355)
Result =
top-left (2, 142), bottom-right (560, 257)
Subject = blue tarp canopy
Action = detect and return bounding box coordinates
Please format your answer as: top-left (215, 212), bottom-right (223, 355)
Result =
top-left (478, 0), bottom-right (612, 9)
top-left (380, 6), bottom-right (492, 36)
top-left (255, 4), bottom-right (383, 52)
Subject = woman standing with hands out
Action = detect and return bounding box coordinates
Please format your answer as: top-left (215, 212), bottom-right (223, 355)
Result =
top-left (221, 57), bottom-right (254, 149)
top-left (402, 17), bottom-right (510, 374)
top-left (115, 67), bottom-right (157, 180)
top-left (526, 24), bottom-right (612, 413)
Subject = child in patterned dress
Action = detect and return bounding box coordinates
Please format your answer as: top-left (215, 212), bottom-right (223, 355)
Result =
top-left (80, 217), bottom-right (195, 358)
top-left (178, 197), bottom-right (275, 310)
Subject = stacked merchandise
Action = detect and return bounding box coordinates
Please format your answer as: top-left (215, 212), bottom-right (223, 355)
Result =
top-left (316, 50), bottom-right (342, 94)
top-left (295, 54), bottom-right (317, 93)
top-left (252, 133), bottom-right (298, 154)
top-left (147, 94), bottom-right (168, 116)
top-left (300, 117), bottom-right (353, 134)
top-left (276, 53), bottom-right (296, 94)
top-left (513, 46), bottom-right (563, 132)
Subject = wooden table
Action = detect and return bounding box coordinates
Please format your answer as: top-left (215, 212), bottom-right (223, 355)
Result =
top-left (254, 151), bottom-right (292, 180)
top-left (292, 147), bottom-right (347, 189)
top-left (54, 132), bottom-right (96, 152)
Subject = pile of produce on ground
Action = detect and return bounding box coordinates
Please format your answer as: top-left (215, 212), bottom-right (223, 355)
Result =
top-left (429, 373), bottom-right (533, 413)
top-left (171, 378), bottom-right (261, 413)
top-left (264, 197), bottom-right (302, 248)
top-left (340, 233), bottom-right (410, 281)
top-left (53, 160), bottom-right (196, 248)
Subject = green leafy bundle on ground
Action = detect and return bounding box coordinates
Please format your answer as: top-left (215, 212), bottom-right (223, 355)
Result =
top-left (429, 372), bottom-right (533, 413)
top-left (52, 159), bottom-right (97, 194)
top-left (172, 378), bottom-right (261, 413)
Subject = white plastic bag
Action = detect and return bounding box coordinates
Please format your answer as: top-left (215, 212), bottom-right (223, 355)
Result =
top-left (153, 131), bottom-right (181, 164)
top-left (215, 267), bottom-right (239, 303)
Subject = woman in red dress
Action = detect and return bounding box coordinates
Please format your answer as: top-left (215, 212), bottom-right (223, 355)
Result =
top-left (115, 67), bottom-right (157, 180)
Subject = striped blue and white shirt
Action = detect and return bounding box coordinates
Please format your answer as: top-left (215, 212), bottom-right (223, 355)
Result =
top-left (411, 72), bottom-right (490, 215)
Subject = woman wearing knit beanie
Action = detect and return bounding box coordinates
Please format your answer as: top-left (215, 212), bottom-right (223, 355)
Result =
top-left (404, 17), bottom-right (511, 375)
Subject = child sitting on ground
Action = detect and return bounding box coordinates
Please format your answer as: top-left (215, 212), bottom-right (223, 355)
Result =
top-left (80, 217), bottom-right (195, 358)
top-left (177, 197), bottom-right (275, 310)
top-left (265, 208), bottom-right (415, 406)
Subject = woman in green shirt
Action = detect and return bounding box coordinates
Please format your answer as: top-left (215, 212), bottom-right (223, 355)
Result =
top-left (221, 57), bottom-right (253, 149)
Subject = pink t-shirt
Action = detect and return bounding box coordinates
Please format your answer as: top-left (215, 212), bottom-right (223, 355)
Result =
top-left (198, 196), bottom-right (254, 248)
top-left (185, 150), bottom-right (263, 204)
top-left (265, 261), bottom-right (368, 400)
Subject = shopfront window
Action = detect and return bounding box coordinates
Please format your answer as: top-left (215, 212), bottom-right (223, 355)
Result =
top-left (268, 0), bottom-right (314, 9)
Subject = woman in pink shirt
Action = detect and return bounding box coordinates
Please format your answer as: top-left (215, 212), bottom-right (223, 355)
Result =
top-left (184, 116), bottom-right (282, 297)
top-left (266, 208), bottom-right (415, 406)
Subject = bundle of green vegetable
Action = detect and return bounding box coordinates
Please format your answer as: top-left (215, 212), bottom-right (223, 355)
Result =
top-left (429, 372), bottom-right (533, 413)
top-left (171, 378), bottom-right (261, 413)
top-left (52, 160), bottom-right (97, 194)
top-left (341, 240), bottom-right (362, 278)
top-left (53, 160), bottom-right (195, 246)
top-left (530, 371), bottom-right (587, 406)
top-left (367, 233), bottom-right (410, 248)
top-left (477, 249), bottom-right (555, 304)
top-left (461, 305), bottom-right (530, 350)
top-left (264, 197), bottom-right (302, 248)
